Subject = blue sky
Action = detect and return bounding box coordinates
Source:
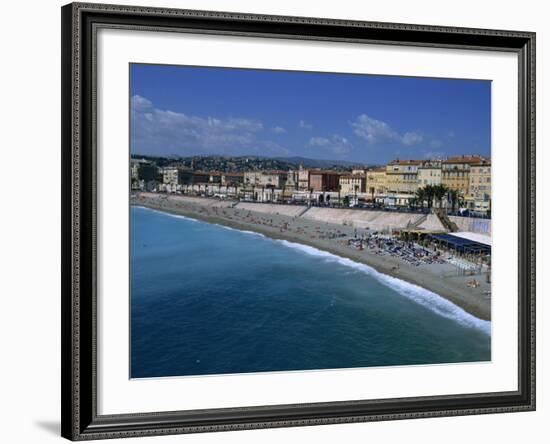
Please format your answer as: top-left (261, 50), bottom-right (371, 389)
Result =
top-left (130, 64), bottom-right (491, 164)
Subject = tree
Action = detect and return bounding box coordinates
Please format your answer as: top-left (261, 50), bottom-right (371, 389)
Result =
top-left (415, 187), bottom-right (426, 209)
top-left (433, 184), bottom-right (449, 209)
top-left (423, 184), bottom-right (435, 209)
top-left (458, 194), bottom-right (465, 210)
top-left (449, 189), bottom-right (460, 212)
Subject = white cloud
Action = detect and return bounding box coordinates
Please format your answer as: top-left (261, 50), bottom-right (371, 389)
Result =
top-left (351, 114), bottom-right (423, 146)
top-left (131, 95), bottom-right (288, 156)
top-left (309, 136), bottom-right (330, 146)
top-left (298, 119), bottom-right (313, 130)
top-left (422, 150), bottom-right (445, 160)
top-left (272, 126), bottom-right (287, 134)
top-left (351, 114), bottom-right (397, 143)
top-left (131, 94), bottom-right (155, 113)
top-left (402, 131), bottom-right (424, 146)
top-left (308, 134), bottom-right (352, 155)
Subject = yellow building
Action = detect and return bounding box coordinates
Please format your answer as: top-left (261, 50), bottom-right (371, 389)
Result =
top-left (441, 155), bottom-right (486, 197)
top-left (339, 174), bottom-right (366, 196)
top-left (468, 161), bottom-right (491, 213)
top-left (385, 160), bottom-right (421, 196)
top-left (366, 167), bottom-right (387, 200)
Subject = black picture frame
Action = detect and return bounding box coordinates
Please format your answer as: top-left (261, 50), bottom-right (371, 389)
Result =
top-left (61, 2), bottom-right (536, 440)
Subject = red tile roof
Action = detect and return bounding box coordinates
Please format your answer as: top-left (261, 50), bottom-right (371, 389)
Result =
top-left (388, 159), bottom-right (423, 165)
top-left (443, 155), bottom-right (488, 164)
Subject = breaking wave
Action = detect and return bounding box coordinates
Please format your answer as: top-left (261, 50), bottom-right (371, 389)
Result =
top-left (277, 240), bottom-right (491, 336)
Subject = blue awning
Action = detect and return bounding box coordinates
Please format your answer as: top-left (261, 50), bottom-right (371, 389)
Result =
top-left (427, 233), bottom-right (491, 254)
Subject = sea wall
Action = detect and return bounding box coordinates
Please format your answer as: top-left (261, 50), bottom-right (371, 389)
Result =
top-left (138, 192), bottom-right (234, 208)
top-left (301, 207), bottom-right (424, 230)
top-left (235, 202), bottom-right (306, 217)
top-left (136, 193), bottom-right (491, 234)
top-left (449, 216), bottom-right (491, 235)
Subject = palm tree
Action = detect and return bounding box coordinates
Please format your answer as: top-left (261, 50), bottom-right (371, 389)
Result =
top-left (433, 184), bottom-right (448, 209)
top-left (459, 195), bottom-right (466, 211)
top-left (449, 189), bottom-right (459, 212)
top-left (415, 187), bottom-right (426, 210)
top-left (423, 184), bottom-right (435, 209)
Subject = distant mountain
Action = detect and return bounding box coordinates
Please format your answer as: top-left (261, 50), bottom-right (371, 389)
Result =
top-left (274, 156), bottom-right (366, 168)
top-left (131, 154), bottom-right (373, 172)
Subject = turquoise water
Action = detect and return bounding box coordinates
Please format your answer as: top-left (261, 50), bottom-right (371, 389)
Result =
top-left (130, 206), bottom-right (491, 378)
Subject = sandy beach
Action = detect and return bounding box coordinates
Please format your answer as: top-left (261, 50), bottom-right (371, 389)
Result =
top-left (130, 192), bottom-right (491, 321)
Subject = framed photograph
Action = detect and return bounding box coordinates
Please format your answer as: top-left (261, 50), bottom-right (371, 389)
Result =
top-left (61, 2), bottom-right (536, 440)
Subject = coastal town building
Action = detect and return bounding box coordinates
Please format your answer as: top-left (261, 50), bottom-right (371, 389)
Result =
top-left (339, 174), bottom-right (367, 196)
top-left (185, 171), bottom-right (219, 184)
top-left (417, 161), bottom-right (442, 186)
top-left (309, 170), bottom-right (341, 192)
top-left (385, 160), bottom-right (421, 197)
top-left (133, 154), bottom-right (491, 210)
top-left (298, 167), bottom-right (310, 190)
top-left (162, 167), bottom-right (192, 186)
top-left (162, 168), bottom-right (228, 192)
top-left (221, 172), bottom-right (244, 187)
top-left (468, 161), bottom-right (491, 214)
top-left (244, 171), bottom-right (288, 189)
top-left (441, 155), bottom-right (486, 196)
top-left (253, 186), bottom-right (286, 202)
top-left (285, 170), bottom-right (299, 190)
top-left (130, 159), bottom-right (160, 191)
top-left (366, 167), bottom-right (388, 201)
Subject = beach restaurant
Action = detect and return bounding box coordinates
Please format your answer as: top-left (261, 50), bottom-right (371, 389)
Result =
top-left (426, 232), bottom-right (491, 255)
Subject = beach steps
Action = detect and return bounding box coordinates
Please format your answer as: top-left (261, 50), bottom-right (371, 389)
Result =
top-left (407, 214), bottom-right (428, 229)
top-left (435, 210), bottom-right (459, 232)
top-left (416, 214), bottom-right (447, 231)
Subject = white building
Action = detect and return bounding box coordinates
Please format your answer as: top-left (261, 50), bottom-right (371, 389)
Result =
top-left (417, 161), bottom-right (442, 187)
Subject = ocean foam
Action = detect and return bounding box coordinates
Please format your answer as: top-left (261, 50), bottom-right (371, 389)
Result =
top-left (277, 240), bottom-right (491, 336)
top-left (135, 205), bottom-right (267, 238)
top-left (133, 205), bottom-right (199, 223)
top-left (216, 224), bottom-right (265, 238)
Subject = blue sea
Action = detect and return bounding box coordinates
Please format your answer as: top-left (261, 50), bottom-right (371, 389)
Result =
top-left (130, 206), bottom-right (491, 378)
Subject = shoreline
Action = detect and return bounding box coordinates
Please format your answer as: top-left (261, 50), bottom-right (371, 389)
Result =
top-left (131, 194), bottom-right (491, 321)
